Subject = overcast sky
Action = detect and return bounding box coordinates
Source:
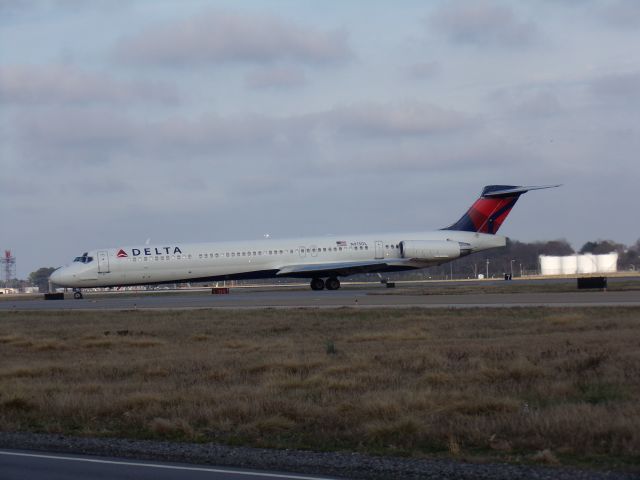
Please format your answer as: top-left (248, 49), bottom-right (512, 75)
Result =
top-left (2, 0), bottom-right (639, 277)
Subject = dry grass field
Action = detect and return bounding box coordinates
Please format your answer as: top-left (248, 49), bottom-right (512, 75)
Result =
top-left (0, 307), bottom-right (639, 469)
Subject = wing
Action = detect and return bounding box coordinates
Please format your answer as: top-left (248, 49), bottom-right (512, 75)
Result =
top-left (276, 260), bottom-right (406, 278)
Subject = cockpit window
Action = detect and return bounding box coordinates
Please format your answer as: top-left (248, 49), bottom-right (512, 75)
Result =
top-left (73, 254), bottom-right (93, 263)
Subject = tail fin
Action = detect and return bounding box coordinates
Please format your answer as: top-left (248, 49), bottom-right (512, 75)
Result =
top-left (444, 184), bottom-right (560, 234)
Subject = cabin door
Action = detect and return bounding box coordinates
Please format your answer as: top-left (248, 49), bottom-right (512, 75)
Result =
top-left (299, 246), bottom-right (306, 258)
top-left (97, 251), bottom-right (110, 273)
top-left (375, 241), bottom-right (384, 259)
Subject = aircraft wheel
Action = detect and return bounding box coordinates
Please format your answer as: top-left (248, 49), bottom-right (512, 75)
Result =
top-left (325, 277), bottom-right (341, 290)
top-left (310, 278), bottom-right (325, 291)
top-left (73, 291), bottom-right (83, 300)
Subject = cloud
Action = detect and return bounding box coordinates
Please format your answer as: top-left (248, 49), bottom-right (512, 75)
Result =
top-left (232, 175), bottom-right (290, 196)
top-left (15, 107), bottom-right (136, 164)
top-left (429, 1), bottom-right (537, 47)
top-left (115, 10), bottom-right (352, 67)
top-left (0, 0), bottom-right (37, 15)
top-left (0, 0), bottom-right (131, 14)
top-left (11, 101), bottom-right (473, 169)
top-left (310, 102), bottom-right (471, 138)
top-left (0, 65), bottom-right (178, 105)
top-left (490, 88), bottom-right (563, 118)
top-left (53, 0), bottom-right (132, 11)
top-left (405, 61), bottom-right (440, 80)
top-left (11, 108), bottom-right (277, 167)
top-left (600, 0), bottom-right (640, 29)
top-left (71, 178), bottom-right (131, 195)
top-left (590, 72), bottom-right (640, 103)
top-left (135, 102), bottom-right (472, 166)
top-left (245, 66), bottom-right (307, 90)
top-left (140, 113), bottom-right (284, 158)
top-left (0, 175), bottom-right (37, 196)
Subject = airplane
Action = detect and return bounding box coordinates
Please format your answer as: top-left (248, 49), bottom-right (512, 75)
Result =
top-left (49, 184), bottom-right (559, 299)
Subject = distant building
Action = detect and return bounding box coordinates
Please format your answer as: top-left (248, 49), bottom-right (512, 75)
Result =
top-left (539, 253), bottom-right (618, 276)
top-left (1, 287), bottom-right (39, 294)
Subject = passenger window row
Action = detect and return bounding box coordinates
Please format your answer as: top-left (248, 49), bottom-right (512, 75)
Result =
top-left (129, 243), bottom-right (396, 263)
top-left (132, 254), bottom-right (193, 263)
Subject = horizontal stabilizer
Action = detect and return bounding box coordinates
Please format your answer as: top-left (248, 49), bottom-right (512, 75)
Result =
top-left (481, 184), bottom-right (561, 198)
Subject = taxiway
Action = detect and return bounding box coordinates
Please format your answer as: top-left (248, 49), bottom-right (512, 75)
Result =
top-left (1, 288), bottom-right (639, 311)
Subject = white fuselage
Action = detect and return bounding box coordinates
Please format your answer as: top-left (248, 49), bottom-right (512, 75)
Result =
top-left (49, 230), bottom-right (505, 288)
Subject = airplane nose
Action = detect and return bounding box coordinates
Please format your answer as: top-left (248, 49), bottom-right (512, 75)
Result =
top-left (49, 268), bottom-right (68, 287)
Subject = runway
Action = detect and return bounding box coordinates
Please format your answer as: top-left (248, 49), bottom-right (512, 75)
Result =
top-left (2, 287), bottom-right (640, 310)
top-left (0, 450), bottom-right (337, 480)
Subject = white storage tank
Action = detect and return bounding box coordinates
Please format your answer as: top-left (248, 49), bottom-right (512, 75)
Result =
top-left (596, 253), bottom-right (618, 273)
top-left (577, 254), bottom-right (597, 274)
top-left (540, 255), bottom-right (562, 275)
top-left (561, 255), bottom-right (578, 275)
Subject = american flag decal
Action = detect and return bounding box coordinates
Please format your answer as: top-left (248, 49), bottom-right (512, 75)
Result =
top-left (116, 249), bottom-right (128, 258)
top-left (336, 240), bottom-right (347, 247)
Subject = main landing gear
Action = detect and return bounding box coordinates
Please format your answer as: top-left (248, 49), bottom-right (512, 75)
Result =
top-left (325, 277), bottom-right (340, 291)
top-left (73, 288), bottom-right (83, 299)
top-left (310, 277), bottom-right (341, 291)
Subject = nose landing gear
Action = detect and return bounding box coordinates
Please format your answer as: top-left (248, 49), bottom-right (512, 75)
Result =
top-left (73, 289), bottom-right (83, 300)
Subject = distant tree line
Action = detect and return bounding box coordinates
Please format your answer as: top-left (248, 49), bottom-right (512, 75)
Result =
top-left (1, 267), bottom-right (56, 292)
top-left (28, 267), bottom-right (57, 292)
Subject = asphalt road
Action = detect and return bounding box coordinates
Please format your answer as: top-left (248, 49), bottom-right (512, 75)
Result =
top-left (1, 288), bottom-right (640, 311)
top-left (0, 450), bottom-right (339, 480)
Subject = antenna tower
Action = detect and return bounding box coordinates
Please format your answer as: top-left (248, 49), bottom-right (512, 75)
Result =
top-left (1, 250), bottom-right (16, 286)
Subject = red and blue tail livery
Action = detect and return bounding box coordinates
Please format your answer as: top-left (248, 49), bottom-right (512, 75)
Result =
top-left (444, 185), bottom-right (560, 234)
